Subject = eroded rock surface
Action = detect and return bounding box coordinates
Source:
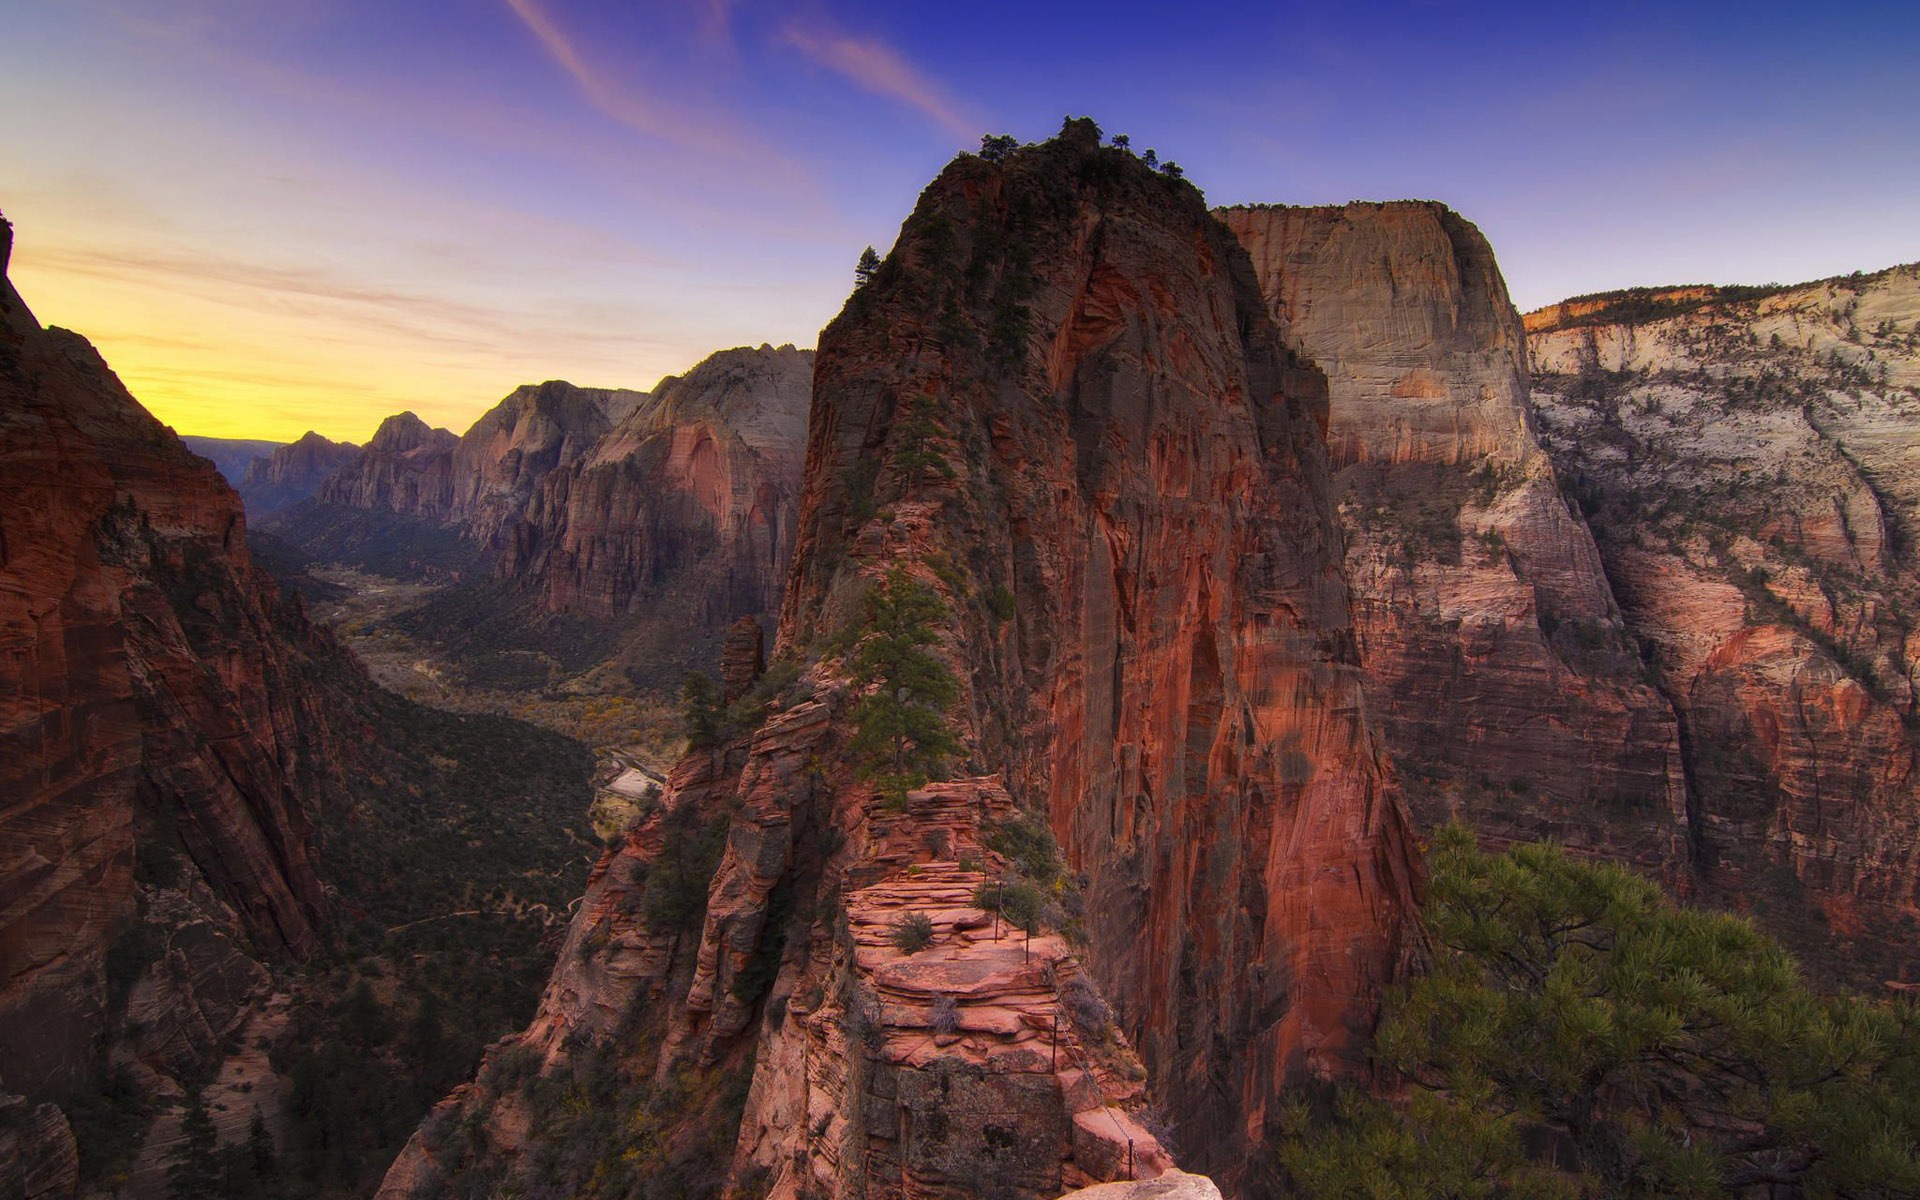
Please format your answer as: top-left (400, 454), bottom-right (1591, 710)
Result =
top-left (238, 430), bottom-right (362, 515)
top-left (383, 121), bottom-right (1417, 1200)
top-left (0, 242), bottom-right (337, 1119)
top-left (1527, 263), bottom-right (1920, 981)
top-left (1220, 202), bottom-right (1687, 869)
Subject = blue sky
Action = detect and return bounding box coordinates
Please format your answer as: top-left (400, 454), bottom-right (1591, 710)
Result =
top-left (3, 0), bottom-right (1916, 439)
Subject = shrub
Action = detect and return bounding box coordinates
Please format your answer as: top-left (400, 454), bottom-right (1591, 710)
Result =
top-left (1276, 824), bottom-right (1920, 1199)
top-left (930, 994), bottom-right (960, 1036)
top-left (890, 912), bottom-right (935, 954)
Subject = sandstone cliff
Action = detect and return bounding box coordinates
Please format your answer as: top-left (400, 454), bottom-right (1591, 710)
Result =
top-left (504, 346), bottom-right (811, 630)
top-left (0, 255), bottom-right (336, 1105)
top-left (1218, 202), bottom-right (1687, 869)
top-left (239, 430), bottom-right (363, 515)
top-left (312, 411), bottom-right (460, 518)
top-left (382, 121), bottom-right (1417, 1200)
top-left (1526, 263), bottom-right (1920, 982)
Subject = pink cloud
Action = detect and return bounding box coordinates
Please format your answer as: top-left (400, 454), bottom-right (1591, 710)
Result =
top-left (780, 21), bottom-right (977, 141)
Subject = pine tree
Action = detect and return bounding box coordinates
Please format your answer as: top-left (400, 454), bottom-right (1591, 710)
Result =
top-left (888, 394), bottom-right (955, 491)
top-left (1277, 824), bottom-right (1920, 1199)
top-left (855, 245), bottom-right (881, 288)
top-left (681, 670), bottom-right (722, 748)
top-left (848, 566), bottom-right (960, 805)
top-left (979, 133), bottom-right (1018, 163)
top-left (166, 1089), bottom-right (220, 1200)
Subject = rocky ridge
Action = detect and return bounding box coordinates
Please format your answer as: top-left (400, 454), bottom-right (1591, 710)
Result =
top-left (380, 121), bottom-right (1418, 1200)
top-left (504, 346), bottom-right (812, 627)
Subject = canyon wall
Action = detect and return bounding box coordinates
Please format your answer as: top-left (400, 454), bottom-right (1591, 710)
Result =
top-left (1526, 264), bottom-right (1920, 982)
top-left (239, 430), bottom-right (362, 515)
top-left (505, 346), bottom-right (811, 626)
top-left (1218, 202), bottom-right (1687, 870)
top-left (382, 121), bottom-right (1417, 1200)
top-left (0, 256), bottom-right (338, 1110)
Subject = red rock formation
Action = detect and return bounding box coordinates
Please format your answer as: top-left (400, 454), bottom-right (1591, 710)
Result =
top-left (238, 430), bottom-right (362, 515)
top-left (505, 346), bottom-right (812, 626)
top-left (0, 1093), bottom-right (79, 1199)
top-left (1526, 262), bottom-right (1920, 983)
top-left (0, 253), bottom-right (334, 1100)
top-left (1218, 203), bottom-right (1688, 869)
top-left (313, 411), bottom-right (459, 517)
top-left (381, 122), bottom-right (1418, 1200)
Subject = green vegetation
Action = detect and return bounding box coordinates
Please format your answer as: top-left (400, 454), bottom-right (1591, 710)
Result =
top-left (258, 671), bottom-right (595, 1196)
top-left (890, 911), bottom-right (936, 954)
top-left (890, 393), bottom-right (957, 490)
top-left (847, 566), bottom-right (961, 805)
top-left (855, 245), bottom-right (881, 287)
top-left (1277, 825), bottom-right (1920, 1200)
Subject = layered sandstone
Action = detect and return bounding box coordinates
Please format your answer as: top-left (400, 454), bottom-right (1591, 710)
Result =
top-left (238, 430), bottom-right (362, 515)
top-left (1526, 263), bottom-right (1920, 981)
top-left (1219, 203), bottom-right (1687, 868)
top-left (504, 346), bottom-right (812, 624)
top-left (0, 253), bottom-right (334, 1102)
top-left (384, 122), bottom-right (1418, 1200)
top-left (313, 411), bottom-right (459, 517)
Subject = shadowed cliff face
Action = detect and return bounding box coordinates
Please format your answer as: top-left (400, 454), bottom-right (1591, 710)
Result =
top-left (0, 264), bottom-right (334, 1100)
top-left (505, 346), bottom-right (812, 627)
top-left (379, 122), bottom-right (1417, 1200)
top-left (778, 141), bottom-right (1420, 1168)
top-left (1527, 264), bottom-right (1920, 983)
top-left (239, 430), bottom-right (362, 515)
top-left (1219, 203), bottom-right (1688, 871)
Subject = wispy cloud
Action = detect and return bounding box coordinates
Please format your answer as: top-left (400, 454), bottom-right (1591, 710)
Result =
top-left (500, 0), bottom-right (745, 152)
top-left (780, 20), bottom-right (977, 141)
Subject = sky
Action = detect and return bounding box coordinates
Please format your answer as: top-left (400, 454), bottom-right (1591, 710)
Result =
top-left (3, 0), bottom-right (1916, 442)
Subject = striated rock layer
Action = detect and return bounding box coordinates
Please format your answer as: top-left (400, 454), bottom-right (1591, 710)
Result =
top-left (382, 121), bottom-right (1418, 1200)
top-left (0, 252), bottom-right (335, 1102)
top-left (505, 346), bottom-right (812, 626)
top-left (1219, 203), bottom-right (1687, 870)
top-left (1526, 263), bottom-right (1920, 982)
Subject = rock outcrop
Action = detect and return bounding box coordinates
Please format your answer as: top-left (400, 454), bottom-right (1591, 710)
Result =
top-left (504, 346), bottom-right (812, 627)
top-left (383, 121), bottom-right (1418, 1200)
top-left (313, 411), bottom-right (459, 517)
top-left (1526, 263), bottom-right (1920, 982)
top-left (1219, 203), bottom-right (1688, 869)
top-left (237, 430), bottom-right (362, 515)
top-left (0, 245), bottom-right (335, 1103)
top-left (0, 1094), bottom-right (79, 1200)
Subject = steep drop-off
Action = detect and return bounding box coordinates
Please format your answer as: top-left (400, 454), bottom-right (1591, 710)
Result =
top-left (1219, 202), bottom-right (1687, 870)
top-left (501, 346), bottom-right (811, 655)
top-left (1527, 263), bottom-right (1920, 982)
top-left (0, 251), bottom-right (334, 1109)
top-left (382, 121), bottom-right (1416, 1200)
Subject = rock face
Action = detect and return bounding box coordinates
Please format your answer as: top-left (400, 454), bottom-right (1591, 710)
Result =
top-left (1218, 203), bottom-right (1687, 869)
top-left (0, 252), bottom-right (334, 1102)
top-left (1526, 264), bottom-right (1920, 982)
top-left (314, 411), bottom-right (460, 517)
top-left (383, 123), bottom-right (1417, 1200)
top-left (504, 346), bottom-right (812, 626)
top-left (238, 430), bottom-right (363, 515)
top-left (0, 1094), bottom-right (80, 1200)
